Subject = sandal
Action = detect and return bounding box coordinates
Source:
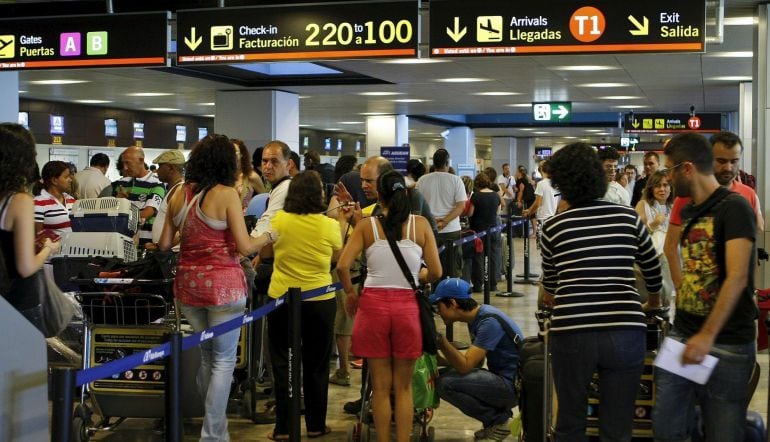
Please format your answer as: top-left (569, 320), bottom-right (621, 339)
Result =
top-left (267, 431), bottom-right (289, 441)
top-left (307, 426), bottom-right (332, 438)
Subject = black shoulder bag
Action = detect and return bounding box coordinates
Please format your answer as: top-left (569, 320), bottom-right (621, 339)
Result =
top-left (380, 216), bottom-right (437, 355)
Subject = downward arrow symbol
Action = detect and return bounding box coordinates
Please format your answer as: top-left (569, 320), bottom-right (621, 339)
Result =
top-left (446, 17), bottom-right (467, 43)
top-left (185, 27), bottom-right (202, 51)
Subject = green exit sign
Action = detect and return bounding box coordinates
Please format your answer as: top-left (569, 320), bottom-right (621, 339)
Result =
top-left (532, 102), bottom-right (572, 122)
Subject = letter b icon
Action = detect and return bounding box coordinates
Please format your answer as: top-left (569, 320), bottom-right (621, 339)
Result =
top-left (87, 32), bottom-right (108, 55)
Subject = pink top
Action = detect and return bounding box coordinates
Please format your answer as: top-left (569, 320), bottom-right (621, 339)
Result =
top-left (174, 187), bottom-right (246, 307)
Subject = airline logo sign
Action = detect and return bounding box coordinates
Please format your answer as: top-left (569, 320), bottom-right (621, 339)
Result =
top-left (0, 12), bottom-right (168, 70)
top-left (430, 0), bottom-right (705, 57)
top-left (176, 1), bottom-right (418, 64)
top-left (623, 112), bottom-right (722, 133)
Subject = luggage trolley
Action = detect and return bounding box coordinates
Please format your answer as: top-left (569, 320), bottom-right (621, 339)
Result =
top-left (70, 277), bottom-right (205, 442)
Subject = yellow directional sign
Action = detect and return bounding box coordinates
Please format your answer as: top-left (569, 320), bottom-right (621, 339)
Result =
top-left (628, 15), bottom-right (649, 36)
top-left (0, 35), bottom-right (14, 58)
top-left (477, 16), bottom-right (503, 42)
top-left (184, 27), bottom-right (202, 51)
top-left (447, 17), bottom-right (467, 42)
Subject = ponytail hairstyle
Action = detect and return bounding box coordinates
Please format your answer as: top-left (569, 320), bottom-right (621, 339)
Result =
top-left (377, 170), bottom-right (411, 241)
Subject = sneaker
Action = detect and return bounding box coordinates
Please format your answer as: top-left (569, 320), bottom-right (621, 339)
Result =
top-left (329, 369), bottom-right (350, 386)
top-left (474, 419), bottom-right (511, 441)
top-left (343, 398), bottom-right (362, 414)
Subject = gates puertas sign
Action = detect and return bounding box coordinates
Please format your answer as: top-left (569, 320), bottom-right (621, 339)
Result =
top-left (429, 0), bottom-right (705, 57)
top-left (623, 112), bottom-right (722, 133)
top-left (176, 1), bottom-right (418, 64)
top-left (0, 12), bottom-right (168, 70)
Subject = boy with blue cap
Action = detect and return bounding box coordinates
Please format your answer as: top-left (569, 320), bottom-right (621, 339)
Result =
top-left (431, 278), bottom-right (523, 441)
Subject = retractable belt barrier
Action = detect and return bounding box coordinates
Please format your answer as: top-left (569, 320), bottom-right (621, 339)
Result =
top-left (52, 218), bottom-right (528, 442)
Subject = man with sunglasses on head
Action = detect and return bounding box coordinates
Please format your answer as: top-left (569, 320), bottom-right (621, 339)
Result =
top-left (431, 278), bottom-right (523, 442)
top-left (663, 131), bottom-right (764, 291)
top-left (653, 133), bottom-right (757, 442)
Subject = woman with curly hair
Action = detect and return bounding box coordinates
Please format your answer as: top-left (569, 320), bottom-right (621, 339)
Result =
top-left (540, 142), bottom-right (662, 441)
top-left (233, 139), bottom-right (265, 213)
top-left (266, 171), bottom-right (344, 440)
top-left (159, 134), bottom-right (274, 441)
top-left (337, 170), bottom-right (441, 442)
top-left (33, 161), bottom-right (76, 236)
top-left (0, 123), bottom-right (61, 304)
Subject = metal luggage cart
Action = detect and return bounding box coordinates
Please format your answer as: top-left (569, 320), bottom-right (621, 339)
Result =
top-left (231, 291), bottom-right (272, 423)
top-left (70, 277), bottom-right (204, 442)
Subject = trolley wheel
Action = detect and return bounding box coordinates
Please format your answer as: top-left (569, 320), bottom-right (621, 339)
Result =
top-left (347, 422), bottom-right (370, 442)
top-left (72, 404), bottom-right (92, 442)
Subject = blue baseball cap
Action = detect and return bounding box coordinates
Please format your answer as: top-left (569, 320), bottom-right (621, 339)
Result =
top-left (429, 278), bottom-right (472, 304)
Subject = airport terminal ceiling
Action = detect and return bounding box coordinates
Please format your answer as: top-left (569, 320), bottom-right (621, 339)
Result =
top-left (1, 0), bottom-right (764, 146)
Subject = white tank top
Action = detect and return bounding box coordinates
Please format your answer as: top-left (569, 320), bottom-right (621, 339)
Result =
top-left (364, 215), bottom-right (423, 289)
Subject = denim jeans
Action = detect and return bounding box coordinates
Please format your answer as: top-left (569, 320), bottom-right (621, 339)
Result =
top-left (653, 330), bottom-right (756, 442)
top-left (436, 368), bottom-right (517, 428)
top-left (181, 297), bottom-right (246, 442)
top-left (551, 329), bottom-right (646, 442)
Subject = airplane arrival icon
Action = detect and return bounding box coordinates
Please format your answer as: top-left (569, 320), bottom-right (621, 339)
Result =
top-left (477, 16), bottom-right (503, 42)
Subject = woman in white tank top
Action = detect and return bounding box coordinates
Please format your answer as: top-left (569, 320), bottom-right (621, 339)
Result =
top-left (337, 170), bottom-right (441, 442)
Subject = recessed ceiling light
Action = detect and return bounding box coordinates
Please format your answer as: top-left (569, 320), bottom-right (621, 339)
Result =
top-left (579, 83), bottom-right (633, 88)
top-left (614, 105), bottom-right (650, 109)
top-left (705, 51), bottom-right (753, 58)
top-left (338, 121), bottom-right (364, 124)
top-left (533, 131), bottom-right (549, 134)
top-left (73, 99), bottom-right (113, 104)
top-left (392, 99), bottom-right (430, 103)
top-left (724, 16), bottom-right (756, 26)
top-left (435, 77), bottom-right (491, 83)
top-left (564, 136), bottom-right (578, 139)
top-left (585, 129), bottom-right (603, 132)
top-left (28, 79), bottom-right (89, 85)
top-left (472, 92), bottom-right (522, 96)
top-left (298, 95), bottom-right (311, 99)
top-left (379, 58), bottom-right (449, 64)
top-left (357, 92), bottom-right (402, 96)
top-left (126, 92), bottom-right (174, 97)
top-left (596, 132), bottom-right (611, 135)
top-left (326, 128), bottom-right (342, 131)
top-left (202, 114), bottom-right (215, 118)
top-left (709, 76), bottom-right (752, 81)
top-left (146, 107), bottom-right (180, 112)
top-left (519, 128), bottom-right (536, 131)
top-left (359, 112), bottom-right (390, 116)
top-left (18, 90), bottom-right (28, 93)
top-left (506, 103), bottom-right (532, 108)
top-left (598, 96), bottom-right (643, 100)
top-left (199, 102), bottom-right (215, 106)
top-left (420, 132), bottom-right (435, 135)
top-left (550, 65), bottom-right (620, 71)
top-left (299, 124), bottom-right (312, 127)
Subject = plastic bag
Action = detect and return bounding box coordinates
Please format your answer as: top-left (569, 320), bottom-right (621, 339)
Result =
top-left (412, 352), bottom-right (440, 410)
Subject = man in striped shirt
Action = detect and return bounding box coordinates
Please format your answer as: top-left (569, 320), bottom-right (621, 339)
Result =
top-left (112, 146), bottom-right (165, 247)
top-left (540, 142), bottom-right (662, 441)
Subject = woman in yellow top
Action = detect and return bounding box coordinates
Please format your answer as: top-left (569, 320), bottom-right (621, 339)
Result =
top-left (266, 170), bottom-right (344, 440)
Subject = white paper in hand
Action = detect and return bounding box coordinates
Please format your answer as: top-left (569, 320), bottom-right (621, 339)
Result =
top-left (653, 337), bottom-right (719, 385)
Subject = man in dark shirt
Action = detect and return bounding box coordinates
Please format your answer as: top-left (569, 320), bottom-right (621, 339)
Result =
top-left (652, 133), bottom-right (757, 442)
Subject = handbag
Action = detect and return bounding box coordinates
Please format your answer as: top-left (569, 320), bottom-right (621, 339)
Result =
top-left (380, 216), bottom-right (438, 355)
top-left (412, 352), bottom-right (440, 409)
top-left (9, 269), bottom-right (76, 338)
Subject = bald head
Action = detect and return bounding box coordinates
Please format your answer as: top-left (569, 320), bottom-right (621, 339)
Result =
top-left (360, 156), bottom-right (393, 200)
top-left (122, 146), bottom-right (146, 178)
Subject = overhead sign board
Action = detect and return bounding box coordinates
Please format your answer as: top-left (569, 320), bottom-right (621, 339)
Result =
top-left (0, 12), bottom-right (168, 70)
top-left (429, 0), bottom-right (705, 57)
top-left (381, 146), bottom-right (411, 174)
top-left (623, 112), bottom-right (722, 133)
top-left (532, 102), bottom-right (571, 122)
top-left (176, 1), bottom-right (418, 64)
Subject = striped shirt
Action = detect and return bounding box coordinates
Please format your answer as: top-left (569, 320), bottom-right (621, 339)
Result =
top-left (34, 189), bottom-right (75, 236)
top-left (541, 201), bottom-right (662, 334)
top-left (112, 172), bottom-right (165, 244)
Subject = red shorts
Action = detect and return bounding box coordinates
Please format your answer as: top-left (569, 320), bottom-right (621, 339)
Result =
top-left (351, 287), bottom-right (422, 360)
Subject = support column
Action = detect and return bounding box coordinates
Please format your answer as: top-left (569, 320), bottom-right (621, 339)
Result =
top-left (0, 72), bottom-right (19, 123)
top-left (491, 137), bottom-right (515, 172)
top-left (366, 115), bottom-right (409, 155)
top-left (738, 82), bottom-right (753, 173)
top-left (753, 5), bottom-right (768, 289)
top-left (515, 137), bottom-right (536, 174)
top-left (444, 126), bottom-right (475, 169)
top-left (215, 90), bottom-right (299, 153)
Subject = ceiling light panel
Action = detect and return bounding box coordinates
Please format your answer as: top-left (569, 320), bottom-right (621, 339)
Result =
top-left (126, 92), bottom-right (174, 97)
top-left (435, 77), bottom-right (491, 83)
top-left (28, 79), bottom-right (89, 85)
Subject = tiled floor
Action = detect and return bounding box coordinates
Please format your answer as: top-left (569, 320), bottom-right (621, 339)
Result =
top-left (76, 237), bottom-right (767, 441)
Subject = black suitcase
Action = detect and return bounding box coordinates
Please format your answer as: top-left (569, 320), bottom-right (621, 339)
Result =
top-left (518, 336), bottom-right (546, 442)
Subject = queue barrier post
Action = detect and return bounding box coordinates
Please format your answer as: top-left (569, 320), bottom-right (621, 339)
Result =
top-left (515, 204), bottom-right (540, 286)
top-left (442, 238), bottom-right (456, 343)
top-left (288, 287), bottom-right (302, 442)
top-left (52, 367), bottom-right (75, 442)
top-left (165, 330), bottom-right (183, 442)
top-left (483, 231), bottom-right (491, 305)
top-left (497, 203), bottom-right (525, 298)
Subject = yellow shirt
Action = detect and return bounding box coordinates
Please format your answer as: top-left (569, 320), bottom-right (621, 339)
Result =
top-left (362, 203), bottom-right (377, 217)
top-left (267, 211), bottom-right (342, 300)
